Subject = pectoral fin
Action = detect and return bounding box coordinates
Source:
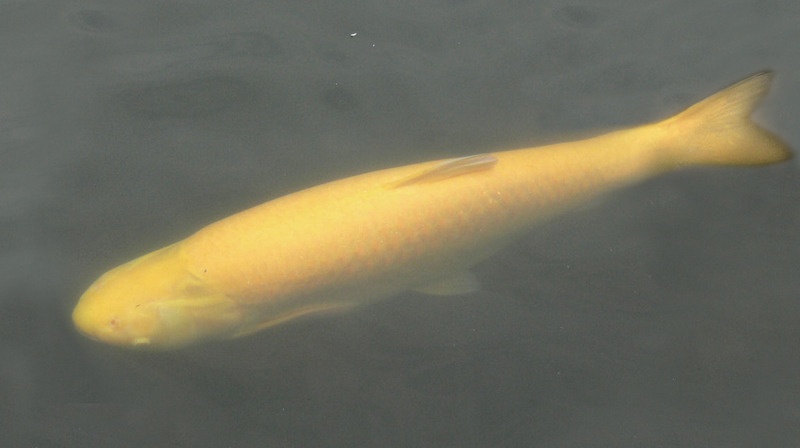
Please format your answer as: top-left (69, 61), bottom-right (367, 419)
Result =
top-left (230, 302), bottom-right (356, 338)
top-left (413, 271), bottom-right (480, 296)
top-left (387, 154), bottom-right (498, 188)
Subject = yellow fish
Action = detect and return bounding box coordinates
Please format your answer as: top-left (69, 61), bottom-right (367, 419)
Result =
top-left (73, 71), bottom-right (791, 349)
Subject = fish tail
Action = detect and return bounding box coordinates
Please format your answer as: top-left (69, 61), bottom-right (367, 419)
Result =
top-left (658, 70), bottom-right (792, 167)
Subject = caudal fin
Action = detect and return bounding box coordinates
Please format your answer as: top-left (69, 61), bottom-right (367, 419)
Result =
top-left (660, 71), bottom-right (792, 167)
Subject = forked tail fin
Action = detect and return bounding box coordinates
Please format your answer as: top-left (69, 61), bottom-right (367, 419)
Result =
top-left (659, 71), bottom-right (792, 167)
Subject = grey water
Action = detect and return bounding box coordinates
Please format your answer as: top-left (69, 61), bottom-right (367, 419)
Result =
top-left (2, 1), bottom-right (800, 446)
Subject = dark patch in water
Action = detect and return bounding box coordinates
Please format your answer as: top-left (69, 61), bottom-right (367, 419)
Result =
top-left (210, 32), bottom-right (285, 61)
top-left (322, 85), bottom-right (359, 112)
top-left (551, 4), bottom-right (604, 29)
top-left (69, 9), bottom-right (118, 33)
top-left (117, 76), bottom-right (254, 119)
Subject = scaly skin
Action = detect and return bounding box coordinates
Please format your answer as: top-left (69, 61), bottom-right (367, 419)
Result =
top-left (72, 71), bottom-right (791, 349)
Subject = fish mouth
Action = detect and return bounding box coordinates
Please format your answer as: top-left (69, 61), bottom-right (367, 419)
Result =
top-left (75, 326), bottom-right (151, 349)
top-left (71, 305), bottom-right (98, 342)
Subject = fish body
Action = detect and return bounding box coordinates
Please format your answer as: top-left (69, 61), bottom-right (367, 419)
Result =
top-left (73, 72), bottom-right (791, 349)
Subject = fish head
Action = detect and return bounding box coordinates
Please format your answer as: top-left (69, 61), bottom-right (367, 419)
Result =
top-left (72, 244), bottom-right (241, 350)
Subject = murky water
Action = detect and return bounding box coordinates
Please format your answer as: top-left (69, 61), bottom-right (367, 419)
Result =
top-left (2, 1), bottom-right (800, 446)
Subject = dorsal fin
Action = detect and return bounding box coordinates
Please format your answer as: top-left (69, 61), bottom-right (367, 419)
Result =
top-left (387, 154), bottom-right (498, 188)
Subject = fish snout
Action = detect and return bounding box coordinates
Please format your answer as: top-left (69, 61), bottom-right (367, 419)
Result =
top-left (72, 295), bottom-right (152, 348)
